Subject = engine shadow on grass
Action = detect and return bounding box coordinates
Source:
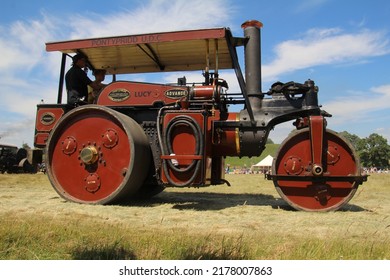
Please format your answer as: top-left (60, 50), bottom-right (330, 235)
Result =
top-left (338, 204), bottom-right (367, 212)
top-left (122, 191), bottom-right (284, 211)
top-left (128, 191), bottom-right (367, 212)
top-left (271, 203), bottom-right (366, 212)
top-left (72, 242), bottom-right (136, 260)
top-left (165, 192), bottom-right (287, 211)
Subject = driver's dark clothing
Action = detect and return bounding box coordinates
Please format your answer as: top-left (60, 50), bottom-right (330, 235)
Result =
top-left (65, 65), bottom-right (92, 104)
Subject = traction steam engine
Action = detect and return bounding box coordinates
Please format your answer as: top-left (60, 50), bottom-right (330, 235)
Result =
top-left (34, 20), bottom-right (367, 211)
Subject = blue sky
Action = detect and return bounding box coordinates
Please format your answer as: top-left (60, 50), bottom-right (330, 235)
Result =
top-left (0, 0), bottom-right (389, 146)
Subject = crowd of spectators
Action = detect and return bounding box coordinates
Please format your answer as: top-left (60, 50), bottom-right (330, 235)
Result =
top-left (225, 164), bottom-right (270, 175)
top-left (364, 167), bottom-right (389, 174)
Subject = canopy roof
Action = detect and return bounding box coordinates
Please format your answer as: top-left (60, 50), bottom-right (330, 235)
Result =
top-left (253, 155), bottom-right (274, 167)
top-left (46, 27), bottom-right (242, 75)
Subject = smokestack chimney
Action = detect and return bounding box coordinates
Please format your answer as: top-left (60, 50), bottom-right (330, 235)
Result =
top-left (241, 20), bottom-right (263, 110)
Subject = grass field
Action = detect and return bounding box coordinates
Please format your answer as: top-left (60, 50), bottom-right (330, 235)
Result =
top-left (0, 172), bottom-right (389, 260)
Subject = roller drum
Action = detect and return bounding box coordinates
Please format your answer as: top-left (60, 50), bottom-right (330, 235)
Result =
top-left (46, 105), bottom-right (151, 204)
top-left (272, 128), bottom-right (363, 211)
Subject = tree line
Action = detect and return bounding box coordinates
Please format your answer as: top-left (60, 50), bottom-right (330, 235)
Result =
top-left (339, 131), bottom-right (390, 168)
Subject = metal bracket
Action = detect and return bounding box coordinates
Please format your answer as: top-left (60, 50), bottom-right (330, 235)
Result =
top-left (309, 116), bottom-right (325, 176)
top-left (266, 174), bottom-right (368, 185)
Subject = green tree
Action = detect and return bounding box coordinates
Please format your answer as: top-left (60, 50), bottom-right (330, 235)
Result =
top-left (338, 131), bottom-right (361, 149)
top-left (358, 133), bottom-right (390, 168)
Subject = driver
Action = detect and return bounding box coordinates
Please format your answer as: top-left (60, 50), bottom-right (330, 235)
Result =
top-left (65, 54), bottom-right (104, 105)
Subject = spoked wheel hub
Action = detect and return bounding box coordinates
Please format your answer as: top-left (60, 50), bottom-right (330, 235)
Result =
top-left (46, 105), bottom-right (151, 204)
top-left (268, 116), bottom-right (367, 211)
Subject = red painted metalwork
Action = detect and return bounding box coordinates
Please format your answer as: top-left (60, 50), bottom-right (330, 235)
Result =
top-left (211, 112), bottom-right (240, 157)
top-left (34, 133), bottom-right (50, 147)
top-left (97, 81), bottom-right (188, 107)
top-left (241, 20), bottom-right (263, 29)
top-left (101, 129), bottom-right (119, 149)
top-left (61, 136), bottom-right (77, 155)
top-left (46, 28), bottom-right (227, 52)
top-left (272, 128), bottom-right (361, 211)
top-left (309, 116), bottom-right (325, 176)
top-left (189, 85), bottom-right (221, 101)
top-left (35, 107), bottom-right (65, 132)
top-left (160, 112), bottom-right (205, 186)
top-left (34, 106), bottom-right (65, 147)
top-left (45, 105), bottom-right (150, 204)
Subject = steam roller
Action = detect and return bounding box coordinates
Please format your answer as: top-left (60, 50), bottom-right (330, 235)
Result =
top-left (35, 19), bottom-right (368, 210)
top-left (46, 105), bottom-right (151, 204)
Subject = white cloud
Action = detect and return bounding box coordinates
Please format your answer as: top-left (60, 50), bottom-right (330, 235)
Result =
top-left (0, 13), bottom-right (59, 72)
top-left (0, 119), bottom-right (36, 146)
top-left (0, 0), bottom-right (236, 146)
top-left (375, 127), bottom-right (390, 143)
top-left (69, 0), bottom-right (234, 39)
top-left (255, 23), bottom-right (390, 143)
top-left (262, 28), bottom-right (390, 81)
top-left (269, 84), bottom-right (390, 144)
top-left (323, 84), bottom-right (390, 126)
top-left (268, 122), bottom-right (294, 144)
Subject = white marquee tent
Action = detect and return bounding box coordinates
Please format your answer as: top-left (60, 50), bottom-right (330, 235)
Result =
top-left (251, 154), bottom-right (273, 173)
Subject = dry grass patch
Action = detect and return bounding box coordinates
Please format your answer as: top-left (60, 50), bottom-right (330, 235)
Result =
top-left (0, 173), bottom-right (389, 259)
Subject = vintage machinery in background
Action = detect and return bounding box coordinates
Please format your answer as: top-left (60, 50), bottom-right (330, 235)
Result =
top-left (34, 20), bottom-right (367, 211)
top-left (0, 144), bottom-right (42, 173)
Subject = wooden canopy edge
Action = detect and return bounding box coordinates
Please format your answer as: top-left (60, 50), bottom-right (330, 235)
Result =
top-left (46, 27), bottom-right (228, 52)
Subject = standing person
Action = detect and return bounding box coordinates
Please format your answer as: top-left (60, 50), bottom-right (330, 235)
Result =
top-left (65, 53), bottom-right (103, 105)
top-left (88, 69), bottom-right (106, 103)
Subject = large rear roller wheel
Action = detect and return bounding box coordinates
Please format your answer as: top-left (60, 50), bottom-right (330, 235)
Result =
top-left (46, 105), bottom-right (151, 204)
top-left (272, 128), bottom-right (363, 211)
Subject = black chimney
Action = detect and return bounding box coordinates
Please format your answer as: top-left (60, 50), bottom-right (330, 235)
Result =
top-left (241, 20), bottom-right (263, 110)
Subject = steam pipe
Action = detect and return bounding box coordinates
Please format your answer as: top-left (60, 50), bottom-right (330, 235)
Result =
top-left (241, 20), bottom-right (263, 110)
top-left (57, 53), bottom-right (67, 104)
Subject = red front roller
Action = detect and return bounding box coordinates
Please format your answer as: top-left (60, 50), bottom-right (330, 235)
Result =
top-left (269, 116), bottom-right (367, 211)
top-left (46, 105), bottom-right (151, 204)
